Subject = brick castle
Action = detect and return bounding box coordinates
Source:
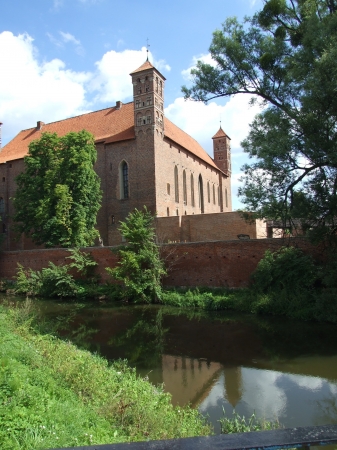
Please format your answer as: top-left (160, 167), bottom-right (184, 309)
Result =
top-left (0, 59), bottom-right (265, 251)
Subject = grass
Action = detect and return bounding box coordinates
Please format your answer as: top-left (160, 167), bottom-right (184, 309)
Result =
top-left (0, 300), bottom-right (211, 449)
top-left (219, 410), bottom-right (281, 434)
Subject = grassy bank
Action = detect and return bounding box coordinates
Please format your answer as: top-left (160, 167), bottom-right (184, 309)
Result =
top-left (0, 301), bottom-right (211, 449)
top-left (159, 286), bottom-right (337, 323)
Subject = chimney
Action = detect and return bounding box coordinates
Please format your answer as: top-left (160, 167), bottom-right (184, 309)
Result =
top-left (116, 101), bottom-right (122, 110)
top-left (37, 121), bottom-right (45, 130)
top-left (0, 122), bottom-right (2, 149)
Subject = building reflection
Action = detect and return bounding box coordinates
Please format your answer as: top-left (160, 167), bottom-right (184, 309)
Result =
top-left (160, 355), bottom-right (243, 408)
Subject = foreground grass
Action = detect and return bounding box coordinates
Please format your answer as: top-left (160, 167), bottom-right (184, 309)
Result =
top-left (0, 301), bottom-right (211, 450)
top-left (160, 286), bottom-right (337, 323)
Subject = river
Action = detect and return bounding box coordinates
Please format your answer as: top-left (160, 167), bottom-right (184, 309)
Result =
top-left (5, 297), bottom-right (337, 434)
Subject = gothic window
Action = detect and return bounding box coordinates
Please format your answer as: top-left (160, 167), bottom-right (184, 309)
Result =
top-left (119, 161), bottom-right (129, 199)
top-left (146, 96), bottom-right (151, 106)
top-left (138, 87), bottom-right (142, 94)
top-left (198, 175), bottom-right (204, 213)
top-left (159, 81), bottom-right (162, 96)
top-left (161, 115), bottom-right (163, 127)
top-left (183, 170), bottom-right (187, 205)
top-left (213, 184), bottom-right (216, 204)
top-left (156, 77), bottom-right (159, 93)
top-left (225, 188), bottom-right (228, 208)
top-left (0, 198), bottom-right (4, 214)
top-left (156, 111), bottom-right (159, 125)
top-left (136, 99), bottom-right (140, 108)
top-left (167, 183), bottom-right (170, 195)
top-left (145, 84), bottom-right (150, 92)
top-left (191, 174), bottom-right (195, 207)
top-left (207, 182), bottom-right (210, 203)
top-left (174, 166), bottom-right (179, 203)
top-left (147, 115), bottom-right (151, 124)
top-left (155, 98), bottom-right (158, 107)
top-left (137, 114), bottom-right (142, 126)
top-left (217, 186), bottom-right (220, 206)
top-left (167, 207), bottom-right (169, 216)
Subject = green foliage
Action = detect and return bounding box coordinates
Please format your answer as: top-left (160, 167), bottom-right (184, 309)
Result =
top-left (0, 302), bottom-right (211, 449)
top-left (14, 249), bottom-right (97, 299)
top-left (107, 208), bottom-right (167, 303)
top-left (251, 246), bottom-right (317, 293)
top-left (183, 0), bottom-right (337, 242)
top-left (219, 410), bottom-right (281, 434)
top-left (13, 130), bottom-right (102, 248)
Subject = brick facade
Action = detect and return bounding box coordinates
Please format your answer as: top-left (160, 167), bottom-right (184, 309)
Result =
top-left (0, 238), bottom-right (321, 288)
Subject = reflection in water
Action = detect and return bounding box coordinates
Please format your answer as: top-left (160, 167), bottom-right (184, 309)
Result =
top-left (3, 297), bottom-right (337, 433)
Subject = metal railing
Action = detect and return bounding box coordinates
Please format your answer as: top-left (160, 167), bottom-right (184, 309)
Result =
top-left (50, 424), bottom-right (337, 450)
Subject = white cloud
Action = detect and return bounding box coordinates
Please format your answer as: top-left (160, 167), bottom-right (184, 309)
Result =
top-left (182, 53), bottom-right (217, 82)
top-left (0, 31), bottom-right (91, 144)
top-left (59, 31), bottom-right (81, 46)
top-left (91, 47), bottom-right (170, 103)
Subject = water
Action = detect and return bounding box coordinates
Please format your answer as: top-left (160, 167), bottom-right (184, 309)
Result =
top-left (5, 297), bottom-right (337, 433)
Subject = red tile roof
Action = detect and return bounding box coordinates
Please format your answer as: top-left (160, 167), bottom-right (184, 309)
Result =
top-left (130, 60), bottom-right (166, 80)
top-left (212, 127), bottom-right (231, 140)
top-left (0, 102), bottom-right (219, 171)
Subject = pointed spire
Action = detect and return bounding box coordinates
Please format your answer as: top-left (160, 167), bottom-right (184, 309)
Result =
top-left (212, 126), bottom-right (230, 140)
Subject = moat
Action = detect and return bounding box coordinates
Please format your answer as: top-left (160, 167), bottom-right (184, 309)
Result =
top-left (7, 297), bottom-right (337, 434)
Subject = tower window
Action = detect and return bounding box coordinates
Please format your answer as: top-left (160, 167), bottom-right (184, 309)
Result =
top-left (0, 198), bottom-right (4, 214)
top-left (146, 96), bottom-right (151, 106)
top-left (147, 115), bottom-right (151, 124)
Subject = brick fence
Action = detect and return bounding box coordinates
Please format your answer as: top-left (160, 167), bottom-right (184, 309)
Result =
top-left (0, 237), bottom-right (322, 288)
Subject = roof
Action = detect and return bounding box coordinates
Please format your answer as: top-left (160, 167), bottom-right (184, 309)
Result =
top-left (212, 126), bottom-right (231, 140)
top-left (0, 103), bottom-right (220, 171)
top-left (130, 60), bottom-right (166, 80)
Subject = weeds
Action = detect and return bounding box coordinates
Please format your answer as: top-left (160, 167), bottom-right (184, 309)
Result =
top-left (219, 410), bottom-right (281, 434)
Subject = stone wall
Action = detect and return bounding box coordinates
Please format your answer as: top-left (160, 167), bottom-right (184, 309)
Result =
top-left (0, 237), bottom-right (321, 288)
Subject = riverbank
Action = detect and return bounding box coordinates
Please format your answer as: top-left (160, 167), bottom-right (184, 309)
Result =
top-left (0, 300), bottom-right (211, 449)
top-left (160, 286), bottom-right (337, 323)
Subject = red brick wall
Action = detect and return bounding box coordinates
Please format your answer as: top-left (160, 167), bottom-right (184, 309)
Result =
top-left (0, 238), bottom-right (322, 288)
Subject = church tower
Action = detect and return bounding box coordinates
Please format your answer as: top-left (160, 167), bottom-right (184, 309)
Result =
top-left (130, 59), bottom-right (166, 135)
top-left (212, 127), bottom-right (231, 177)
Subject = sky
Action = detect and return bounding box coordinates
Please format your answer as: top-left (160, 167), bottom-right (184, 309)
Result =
top-left (0, 0), bottom-right (264, 210)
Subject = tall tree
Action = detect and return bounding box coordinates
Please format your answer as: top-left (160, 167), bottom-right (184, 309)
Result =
top-left (107, 208), bottom-right (167, 303)
top-left (183, 0), bottom-right (337, 241)
top-left (14, 130), bottom-right (102, 248)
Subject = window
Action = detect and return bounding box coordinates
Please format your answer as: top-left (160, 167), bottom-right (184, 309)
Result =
top-left (167, 183), bottom-right (170, 195)
top-left (136, 99), bottom-right (140, 108)
top-left (2, 177), bottom-right (5, 182)
top-left (159, 80), bottom-right (162, 96)
top-left (174, 166), bottom-right (179, 203)
top-left (207, 182), bottom-right (210, 203)
top-left (167, 207), bottom-right (169, 216)
top-left (225, 188), bottom-right (228, 208)
top-left (119, 161), bottom-right (129, 199)
top-left (217, 186), bottom-right (220, 206)
top-left (191, 174), bottom-right (195, 207)
top-left (198, 175), bottom-right (204, 213)
top-left (146, 96), bottom-right (151, 106)
top-left (147, 114), bottom-right (151, 124)
top-left (183, 170), bottom-right (187, 205)
top-left (156, 77), bottom-right (158, 93)
top-left (137, 114), bottom-right (142, 126)
top-left (213, 185), bottom-right (216, 204)
top-left (0, 198), bottom-right (4, 214)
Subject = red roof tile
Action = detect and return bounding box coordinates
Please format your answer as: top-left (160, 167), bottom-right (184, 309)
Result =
top-left (130, 60), bottom-right (166, 80)
top-left (212, 127), bottom-right (230, 140)
top-left (0, 102), bottom-right (219, 172)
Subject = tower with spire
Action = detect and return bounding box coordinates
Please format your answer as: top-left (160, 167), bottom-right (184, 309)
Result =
top-left (212, 126), bottom-right (231, 177)
top-left (130, 59), bottom-right (166, 136)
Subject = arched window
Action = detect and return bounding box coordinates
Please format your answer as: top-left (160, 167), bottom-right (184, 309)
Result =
top-left (183, 170), bottom-right (187, 205)
top-left (213, 185), bottom-right (216, 204)
top-left (225, 188), bottom-right (228, 208)
top-left (0, 198), bottom-right (4, 214)
top-left (159, 81), bottom-right (162, 96)
top-left (191, 174), bottom-right (195, 207)
top-left (156, 77), bottom-right (159, 93)
top-left (198, 175), bottom-right (204, 213)
top-left (119, 161), bottom-right (129, 199)
top-left (207, 182), bottom-right (210, 203)
top-left (217, 186), bottom-right (220, 206)
top-left (137, 113), bottom-right (142, 126)
top-left (174, 166), bottom-right (179, 203)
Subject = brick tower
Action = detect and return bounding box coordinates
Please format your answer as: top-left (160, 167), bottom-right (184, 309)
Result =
top-left (212, 127), bottom-right (231, 177)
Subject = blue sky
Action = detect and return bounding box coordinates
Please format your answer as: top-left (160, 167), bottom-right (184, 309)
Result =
top-left (0, 0), bottom-right (263, 209)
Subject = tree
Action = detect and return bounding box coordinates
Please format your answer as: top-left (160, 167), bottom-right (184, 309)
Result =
top-left (106, 208), bottom-right (167, 303)
top-left (13, 130), bottom-right (102, 248)
top-left (183, 0), bottom-right (337, 241)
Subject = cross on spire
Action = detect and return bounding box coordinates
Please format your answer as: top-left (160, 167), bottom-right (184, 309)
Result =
top-left (146, 38), bottom-right (150, 61)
